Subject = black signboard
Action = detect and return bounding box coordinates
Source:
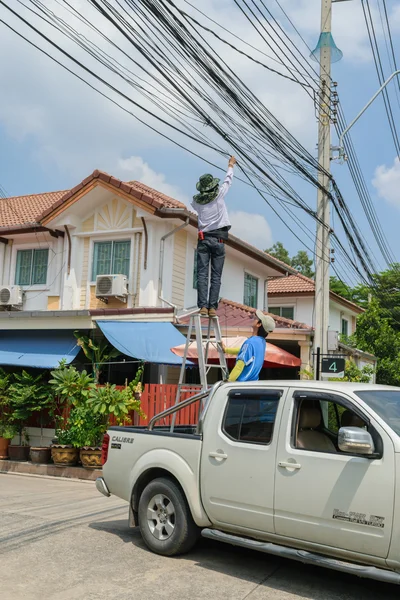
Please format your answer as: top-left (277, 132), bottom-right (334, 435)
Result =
top-left (321, 357), bottom-right (345, 377)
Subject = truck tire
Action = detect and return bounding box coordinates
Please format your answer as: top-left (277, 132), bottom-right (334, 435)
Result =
top-left (138, 477), bottom-right (200, 556)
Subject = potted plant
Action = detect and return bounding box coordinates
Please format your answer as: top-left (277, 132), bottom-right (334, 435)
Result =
top-left (49, 363), bottom-right (96, 466)
top-left (8, 371), bottom-right (52, 462)
top-left (84, 377), bottom-right (146, 468)
top-left (0, 423), bottom-right (18, 460)
top-left (0, 369), bottom-right (15, 459)
top-left (50, 426), bottom-right (79, 466)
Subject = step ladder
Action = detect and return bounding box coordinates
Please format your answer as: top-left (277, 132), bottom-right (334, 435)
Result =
top-left (170, 313), bottom-right (229, 430)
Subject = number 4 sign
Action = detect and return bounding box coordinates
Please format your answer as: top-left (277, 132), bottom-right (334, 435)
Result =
top-left (321, 357), bottom-right (345, 378)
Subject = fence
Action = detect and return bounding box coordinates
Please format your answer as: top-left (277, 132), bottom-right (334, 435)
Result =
top-left (26, 384), bottom-right (203, 429)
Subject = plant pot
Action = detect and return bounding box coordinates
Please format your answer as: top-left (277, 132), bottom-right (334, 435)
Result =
top-left (80, 447), bottom-right (102, 469)
top-left (51, 445), bottom-right (79, 467)
top-left (8, 445), bottom-right (31, 462)
top-left (30, 447), bottom-right (52, 464)
top-left (0, 437), bottom-right (10, 460)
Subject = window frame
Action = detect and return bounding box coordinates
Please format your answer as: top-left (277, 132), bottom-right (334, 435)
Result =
top-left (341, 318), bottom-right (349, 337)
top-left (290, 390), bottom-right (383, 458)
top-left (221, 388), bottom-right (283, 447)
top-left (91, 239), bottom-right (131, 282)
top-left (268, 306), bottom-right (295, 320)
top-left (243, 272), bottom-right (259, 308)
top-left (14, 248), bottom-right (49, 286)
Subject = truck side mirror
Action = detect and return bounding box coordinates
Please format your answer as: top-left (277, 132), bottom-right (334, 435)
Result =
top-left (338, 427), bottom-right (375, 456)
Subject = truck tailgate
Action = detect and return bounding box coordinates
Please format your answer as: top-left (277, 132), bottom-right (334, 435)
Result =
top-left (103, 427), bottom-right (202, 503)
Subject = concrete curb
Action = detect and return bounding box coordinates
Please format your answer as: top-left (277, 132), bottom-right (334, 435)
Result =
top-left (0, 459), bottom-right (101, 481)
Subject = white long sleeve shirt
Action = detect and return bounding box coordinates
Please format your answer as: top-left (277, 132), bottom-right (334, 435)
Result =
top-left (191, 167), bottom-right (233, 232)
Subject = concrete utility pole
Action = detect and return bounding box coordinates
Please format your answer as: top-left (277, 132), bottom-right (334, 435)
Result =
top-left (314, 0), bottom-right (332, 375)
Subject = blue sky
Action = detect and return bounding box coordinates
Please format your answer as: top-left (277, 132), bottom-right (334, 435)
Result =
top-left (1, 0), bottom-right (400, 284)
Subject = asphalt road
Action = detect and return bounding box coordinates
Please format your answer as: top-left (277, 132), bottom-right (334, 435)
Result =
top-left (0, 473), bottom-right (398, 600)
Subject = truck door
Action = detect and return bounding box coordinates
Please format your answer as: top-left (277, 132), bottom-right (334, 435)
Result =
top-left (274, 389), bottom-right (395, 558)
top-left (201, 387), bottom-right (285, 534)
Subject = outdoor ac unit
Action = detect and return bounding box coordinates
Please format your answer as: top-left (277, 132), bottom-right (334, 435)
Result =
top-left (0, 285), bottom-right (23, 307)
top-left (95, 274), bottom-right (128, 299)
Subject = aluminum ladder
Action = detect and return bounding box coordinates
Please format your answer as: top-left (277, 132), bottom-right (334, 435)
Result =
top-left (171, 313), bottom-right (229, 429)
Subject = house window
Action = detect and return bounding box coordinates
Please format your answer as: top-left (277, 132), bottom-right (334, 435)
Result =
top-left (15, 249), bottom-right (49, 285)
top-left (341, 318), bottom-right (349, 337)
top-left (92, 241), bottom-right (131, 280)
top-left (268, 306), bottom-right (295, 320)
top-left (244, 273), bottom-right (258, 308)
top-left (193, 249), bottom-right (198, 289)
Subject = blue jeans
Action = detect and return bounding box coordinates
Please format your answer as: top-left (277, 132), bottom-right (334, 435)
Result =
top-left (197, 237), bottom-right (225, 309)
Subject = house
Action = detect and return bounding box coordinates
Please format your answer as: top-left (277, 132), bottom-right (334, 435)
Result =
top-left (267, 272), bottom-right (363, 337)
top-left (267, 273), bottom-right (376, 376)
top-left (0, 169), bottom-right (295, 386)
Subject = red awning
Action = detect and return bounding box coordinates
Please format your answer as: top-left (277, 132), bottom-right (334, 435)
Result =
top-left (171, 337), bottom-right (301, 369)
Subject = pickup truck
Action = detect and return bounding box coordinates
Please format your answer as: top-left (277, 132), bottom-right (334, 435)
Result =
top-left (96, 380), bottom-right (400, 585)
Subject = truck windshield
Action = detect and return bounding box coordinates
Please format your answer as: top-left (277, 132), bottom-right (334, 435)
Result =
top-left (355, 390), bottom-right (400, 436)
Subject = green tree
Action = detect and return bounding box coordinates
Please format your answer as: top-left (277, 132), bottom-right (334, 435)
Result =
top-left (265, 242), bottom-right (291, 266)
top-left (265, 242), bottom-right (314, 277)
top-left (291, 250), bottom-right (314, 278)
top-left (329, 276), bottom-right (353, 300)
top-left (352, 299), bottom-right (400, 386)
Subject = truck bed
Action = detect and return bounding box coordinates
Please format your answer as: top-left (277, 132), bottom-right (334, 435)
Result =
top-left (109, 425), bottom-right (199, 438)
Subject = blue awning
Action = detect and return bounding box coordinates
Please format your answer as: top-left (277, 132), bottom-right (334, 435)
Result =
top-left (0, 330), bottom-right (80, 369)
top-left (97, 321), bottom-right (191, 365)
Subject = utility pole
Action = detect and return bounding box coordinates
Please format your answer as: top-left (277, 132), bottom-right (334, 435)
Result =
top-left (314, 0), bottom-right (333, 377)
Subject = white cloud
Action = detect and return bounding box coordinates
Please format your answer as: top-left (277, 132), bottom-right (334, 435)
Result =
top-left (372, 157), bottom-right (400, 206)
top-left (229, 211), bottom-right (273, 250)
top-left (116, 156), bottom-right (188, 205)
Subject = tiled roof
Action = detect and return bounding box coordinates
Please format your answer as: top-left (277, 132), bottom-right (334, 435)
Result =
top-left (268, 273), bottom-right (364, 313)
top-left (128, 181), bottom-right (186, 209)
top-left (0, 191), bottom-right (66, 227)
top-left (268, 273), bottom-right (315, 294)
top-left (0, 170), bottom-right (186, 229)
top-left (200, 298), bottom-right (310, 330)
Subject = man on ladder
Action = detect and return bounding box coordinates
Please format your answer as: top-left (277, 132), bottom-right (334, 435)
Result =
top-left (192, 155), bottom-right (236, 318)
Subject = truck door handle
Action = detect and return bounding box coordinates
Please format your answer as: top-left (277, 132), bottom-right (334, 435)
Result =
top-left (278, 461), bottom-right (301, 470)
top-left (209, 451), bottom-right (228, 460)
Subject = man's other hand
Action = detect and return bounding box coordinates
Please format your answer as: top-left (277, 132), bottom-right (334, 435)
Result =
top-left (228, 156), bottom-right (236, 168)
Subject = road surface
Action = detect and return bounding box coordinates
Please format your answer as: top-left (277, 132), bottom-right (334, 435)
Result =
top-left (0, 473), bottom-right (398, 600)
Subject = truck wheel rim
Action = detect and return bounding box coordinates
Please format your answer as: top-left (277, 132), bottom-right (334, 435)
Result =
top-left (147, 493), bottom-right (176, 540)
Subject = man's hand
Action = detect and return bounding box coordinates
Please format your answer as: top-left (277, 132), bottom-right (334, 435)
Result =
top-left (228, 155), bottom-right (236, 168)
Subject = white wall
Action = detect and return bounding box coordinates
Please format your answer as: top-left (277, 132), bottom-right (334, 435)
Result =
top-left (269, 295), bottom-right (358, 332)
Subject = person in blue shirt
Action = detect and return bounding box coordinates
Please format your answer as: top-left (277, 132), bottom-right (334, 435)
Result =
top-left (225, 310), bottom-right (275, 382)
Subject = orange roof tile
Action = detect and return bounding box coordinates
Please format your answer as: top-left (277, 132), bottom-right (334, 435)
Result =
top-left (0, 171), bottom-right (186, 229)
top-left (0, 190), bottom-right (66, 227)
top-left (268, 273), bottom-right (364, 314)
top-left (128, 181), bottom-right (186, 209)
top-left (179, 299), bottom-right (311, 330)
top-left (268, 273), bottom-right (315, 294)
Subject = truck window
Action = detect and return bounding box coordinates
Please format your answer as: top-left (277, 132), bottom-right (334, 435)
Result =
top-left (293, 396), bottom-right (368, 453)
top-left (223, 392), bottom-right (280, 445)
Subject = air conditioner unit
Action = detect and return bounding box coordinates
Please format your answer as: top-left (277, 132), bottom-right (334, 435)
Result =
top-left (0, 285), bottom-right (23, 307)
top-left (95, 274), bottom-right (128, 300)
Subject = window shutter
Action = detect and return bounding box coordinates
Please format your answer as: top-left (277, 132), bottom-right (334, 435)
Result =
top-left (15, 250), bottom-right (33, 285)
top-left (32, 249), bottom-right (49, 285)
top-left (112, 241), bottom-right (131, 277)
top-left (92, 242), bottom-right (112, 280)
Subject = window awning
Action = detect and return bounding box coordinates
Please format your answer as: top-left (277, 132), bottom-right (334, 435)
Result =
top-left (0, 330), bottom-right (80, 369)
top-left (97, 321), bottom-right (192, 365)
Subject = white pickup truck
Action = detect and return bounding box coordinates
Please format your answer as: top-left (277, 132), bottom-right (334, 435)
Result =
top-left (96, 380), bottom-right (400, 585)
